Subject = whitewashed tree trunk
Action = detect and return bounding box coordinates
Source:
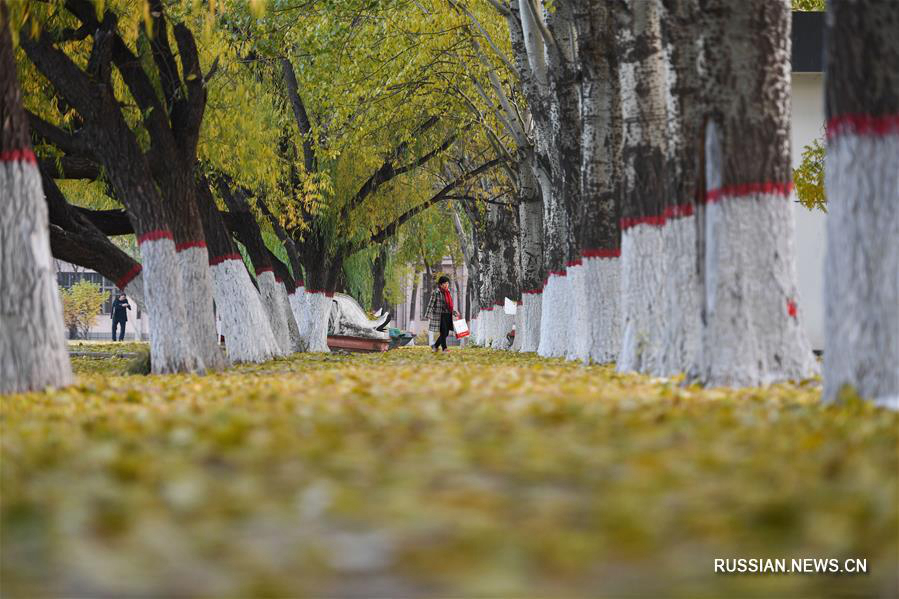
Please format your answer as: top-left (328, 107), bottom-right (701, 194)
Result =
top-left (618, 226), bottom-right (665, 372)
top-left (571, 0), bottom-right (621, 364)
top-left (581, 252), bottom-right (621, 364)
top-left (511, 302), bottom-right (523, 351)
top-left (0, 14), bottom-right (72, 393)
top-left (657, 0), bottom-right (702, 377)
top-left (616, 0), bottom-right (669, 374)
top-left (288, 285), bottom-right (309, 352)
top-left (518, 292), bottom-right (542, 352)
top-left (697, 2), bottom-right (817, 386)
top-left (275, 279), bottom-right (302, 353)
top-left (139, 236), bottom-right (204, 374)
top-left (659, 217), bottom-right (700, 375)
top-left (565, 260), bottom-right (585, 361)
top-left (299, 291), bottom-right (332, 353)
top-left (822, 0), bottom-right (899, 408)
top-left (257, 270), bottom-right (292, 355)
top-left (210, 257), bottom-right (280, 363)
top-left (538, 273), bottom-right (570, 358)
top-left (0, 159), bottom-right (73, 393)
top-left (490, 307), bottom-right (514, 350)
top-left (177, 245), bottom-right (227, 370)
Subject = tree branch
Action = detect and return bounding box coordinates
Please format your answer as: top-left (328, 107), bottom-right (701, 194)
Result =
top-left (280, 57), bottom-right (317, 174)
top-left (341, 116), bottom-right (445, 220)
top-left (369, 157), bottom-right (504, 245)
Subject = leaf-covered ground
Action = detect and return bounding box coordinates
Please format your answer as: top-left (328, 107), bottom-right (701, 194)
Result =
top-left (2, 347), bottom-right (896, 598)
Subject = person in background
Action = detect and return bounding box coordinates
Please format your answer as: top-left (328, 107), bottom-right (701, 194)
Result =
top-left (424, 275), bottom-right (459, 353)
top-left (111, 293), bottom-right (131, 342)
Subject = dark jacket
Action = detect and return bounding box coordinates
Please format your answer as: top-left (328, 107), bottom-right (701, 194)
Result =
top-left (424, 288), bottom-right (454, 333)
top-left (112, 298), bottom-right (131, 322)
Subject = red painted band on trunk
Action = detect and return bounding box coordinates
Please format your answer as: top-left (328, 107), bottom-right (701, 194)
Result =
top-left (566, 259), bottom-right (583, 268)
top-left (0, 149), bottom-right (37, 164)
top-left (325, 292), bottom-right (334, 297)
top-left (523, 288), bottom-right (543, 295)
top-left (137, 229), bottom-right (174, 244)
top-left (621, 214), bottom-right (666, 230)
top-left (174, 240), bottom-right (207, 252)
top-left (516, 300), bottom-right (523, 305)
top-left (255, 266), bottom-right (274, 275)
top-left (827, 113), bottom-right (899, 140)
top-left (208, 252), bottom-right (242, 266)
top-left (295, 281), bottom-right (305, 289)
top-left (581, 248), bottom-right (621, 259)
top-left (663, 202), bottom-right (695, 219)
top-left (705, 181), bottom-right (793, 204)
top-left (482, 306), bottom-right (494, 311)
top-left (548, 269), bottom-right (567, 278)
top-left (274, 276), bottom-right (284, 284)
top-left (115, 263), bottom-right (142, 289)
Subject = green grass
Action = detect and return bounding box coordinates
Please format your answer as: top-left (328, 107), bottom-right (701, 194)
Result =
top-left (2, 348), bottom-right (896, 597)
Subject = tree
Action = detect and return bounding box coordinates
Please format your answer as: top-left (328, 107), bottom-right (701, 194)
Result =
top-left (0, 0), bottom-right (72, 394)
top-left (19, 1), bottom-right (225, 373)
top-left (822, 0), bottom-right (898, 407)
top-left (696, 0), bottom-right (817, 386)
top-left (60, 280), bottom-right (106, 339)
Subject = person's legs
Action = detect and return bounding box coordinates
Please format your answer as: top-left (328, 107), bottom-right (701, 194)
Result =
top-left (112, 319), bottom-right (117, 341)
top-left (438, 313), bottom-right (451, 351)
top-left (119, 320), bottom-right (127, 341)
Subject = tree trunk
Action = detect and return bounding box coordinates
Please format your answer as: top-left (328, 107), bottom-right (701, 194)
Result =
top-left (297, 234), bottom-right (340, 353)
top-left (195, 175), bottom-right (280, 363)
top-left (409, 272), bottom-right (419, 323)
top-left (217, 183), bottom-right (292, 356)
top-left (268, 250), bottom-right (303, 353)
top-left (697, 0), bottom-right (817, 386)
top-left (371, 244), bottom-right (388, 314)
top-left (657, 0), bottom-right (702, 376)
top-left (488, 201), bottom-right (519, 350)
top-left (616, 0), bottom-right (669, 374)
top-left (516, 157), bottom-right (544, 352)
top-left (568, 0), bottom-right (622, 364)
top-left (537, 2), bottom-right (579, 359)
top-left (0, 6), bottom-right (72, 393)
top-left (822, 1), bottom-right (899, 407)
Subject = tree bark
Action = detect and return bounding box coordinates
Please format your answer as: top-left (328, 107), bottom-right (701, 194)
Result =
top-left (1, 3), bottom-right (73, 393)
top-left (195, 175), bottom-right (280, 363)
top-left (697, 0), bottom-right (817, 386)
top-left (822, 0), bottom-right (899, 407)
top-left (537, 1), bottom-right (579, 359)
top-left (569, 0), bottom-right (622, 364)
top-left (657, 0), bottom-right (703, 376)
top-left (616, 0), bottom-right (670, 374)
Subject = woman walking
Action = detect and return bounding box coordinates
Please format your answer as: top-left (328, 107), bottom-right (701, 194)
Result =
top-left (424, 275), bottom-right (460, 352)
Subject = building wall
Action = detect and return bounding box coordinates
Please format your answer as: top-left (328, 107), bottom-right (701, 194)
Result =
top-left (790, 72), bottom-right (826, 350)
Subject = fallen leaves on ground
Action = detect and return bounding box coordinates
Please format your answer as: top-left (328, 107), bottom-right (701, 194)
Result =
top-left (2, 347), bottom-right (896, 598)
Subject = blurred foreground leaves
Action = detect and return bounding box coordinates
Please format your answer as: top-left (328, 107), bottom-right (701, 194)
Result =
top-left (2, 348), bottom-right (896, 597)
